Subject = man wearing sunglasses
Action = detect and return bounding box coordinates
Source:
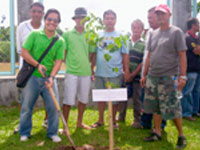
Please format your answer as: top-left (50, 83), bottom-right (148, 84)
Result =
top-left (19, 8), bottom-right (65, 142)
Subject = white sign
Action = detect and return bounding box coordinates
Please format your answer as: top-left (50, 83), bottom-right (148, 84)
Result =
top-left (92, 88), bottom-right (127, 102)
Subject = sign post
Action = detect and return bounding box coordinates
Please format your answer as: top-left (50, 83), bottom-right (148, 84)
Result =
top-left (93, 88), bottom-right (127, 150)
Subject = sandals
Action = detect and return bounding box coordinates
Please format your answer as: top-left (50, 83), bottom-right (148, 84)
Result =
top-left (144, 132), bottom-right (162, 142)
top-left (91, 122), bottom-right (104, 128)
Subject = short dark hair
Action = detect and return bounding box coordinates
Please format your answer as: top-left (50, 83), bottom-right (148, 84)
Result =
top-left (30, 2), bottom-right (44, 10)
top-left (131, 19), bottom-right (144, 30)
top-left (44, 8), bottom-right (61, 23)
top-left (187, 18), bottom-right (198, 30)
top-left (148, 6), bottom-right (156, 13)
top-left (103, 9), bottom-right (117, 19)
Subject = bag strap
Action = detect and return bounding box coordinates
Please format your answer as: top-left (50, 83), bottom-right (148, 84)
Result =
top-left (38, 35), bottom-right (59, 63)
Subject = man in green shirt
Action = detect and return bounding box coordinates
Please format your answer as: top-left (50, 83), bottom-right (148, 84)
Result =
top-left (62, 7), bottom-right (95, 130)
top-left (20, 9), bottom-right (65, 142)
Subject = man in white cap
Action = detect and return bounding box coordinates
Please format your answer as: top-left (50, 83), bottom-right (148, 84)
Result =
top-left (140, 4), bottom-right (187, 149)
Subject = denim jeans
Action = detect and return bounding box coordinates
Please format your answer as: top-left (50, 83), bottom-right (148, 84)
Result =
top-left (20, 75), bottom-right (59, 138)
top-left (192, 73), bottom-right (200, 114)
top-left (181, 73), bottom-right (198, 117)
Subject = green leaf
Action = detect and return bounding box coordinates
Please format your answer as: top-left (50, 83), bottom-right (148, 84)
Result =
top-left (112, 67), bottom-right (119, 73)
top-left (105, 81), bottom-right (119, 89)
top-left (114, 37), bottom-right (122, 48)
top-left (104, 53), bottom-right (111, 62)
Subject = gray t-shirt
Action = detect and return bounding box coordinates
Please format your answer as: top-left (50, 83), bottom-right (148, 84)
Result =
top-left (147, 25), bottom-right (187, 76)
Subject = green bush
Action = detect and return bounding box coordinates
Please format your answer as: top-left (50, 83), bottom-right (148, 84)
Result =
top-left (0, 41), bottom-right (10, 62)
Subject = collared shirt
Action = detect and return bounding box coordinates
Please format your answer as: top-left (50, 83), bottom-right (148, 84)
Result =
top-left (129, 38), bottom-right (145, 73)
top-left (62, 28), bottom-right (95, 76)
top-left (95, 31), bottom-right (129, 78)
top-left (22, 29), bottom-right (65, 77)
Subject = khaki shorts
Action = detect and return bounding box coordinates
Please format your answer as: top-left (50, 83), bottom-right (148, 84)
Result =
top-left (144, 75), bottom-right (182, 120)
top-left (63, 73), bottom-right (91, 106)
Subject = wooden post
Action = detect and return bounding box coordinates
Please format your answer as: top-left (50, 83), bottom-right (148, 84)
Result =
top-left (108, 85), bottom-right (114, 150)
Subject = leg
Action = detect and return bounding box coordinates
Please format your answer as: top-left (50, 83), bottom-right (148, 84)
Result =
top-left (118, 82), bottom-right (133, 121)
top-left (20, 76), bottom-right (40, 137)
top-left (76, 76), bottom-right (91, 129)
top-left (77, 101), bottom-right (91, 129)
top-left (132, 82), bottom-right (142, 128)
top-left (41, 79), bottom-right (59, 138)
top-left (192, 73), bottom-right (200, 115)
top-left (181, 73), bottom-right (197, 119)
top-left (153, 114), bottom-right (162, 136)
top-left (97, 102), bottom-right (106, 124)
top-left (62, 73), bottom-right (78, 123)
top-left (113, 103), bottom-right (118, 123)
top-left (173, 118), bottom-right (184, 136)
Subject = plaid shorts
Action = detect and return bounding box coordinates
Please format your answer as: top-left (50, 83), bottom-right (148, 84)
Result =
top-left (144, 75), bottom-right (182, 120)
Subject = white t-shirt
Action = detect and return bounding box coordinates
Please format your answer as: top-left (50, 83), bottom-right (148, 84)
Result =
top-left (16, 19), bottom-right (43, 69)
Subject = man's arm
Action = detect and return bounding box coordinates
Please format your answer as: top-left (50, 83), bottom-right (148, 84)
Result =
top-left (140, 51), bottom-right (151, 87)
top-left (89, 52), bottom-right (96, 80)
top-left (21, 48), bottom-right (46, 76)
top-left (16, 25), bottom-right (22, 54)
top-left (45, 60), bottom-right (63, 88)
top-left (178, 50), bottom-right (187, 90)
top-left (122, 53), bottom-right (130, 82)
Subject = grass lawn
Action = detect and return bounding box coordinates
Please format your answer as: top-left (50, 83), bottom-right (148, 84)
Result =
top-left (0, 106), bottom-right (200, 150)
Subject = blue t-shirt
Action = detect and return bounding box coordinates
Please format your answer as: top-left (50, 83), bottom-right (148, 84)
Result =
top-left (95, 31), bottom-right (129, 77)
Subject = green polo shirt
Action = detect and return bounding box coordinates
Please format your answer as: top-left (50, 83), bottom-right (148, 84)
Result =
top-left (62, 28), bottom-right (95, 76)
top-left (22, 30), bottom-right (65, 77)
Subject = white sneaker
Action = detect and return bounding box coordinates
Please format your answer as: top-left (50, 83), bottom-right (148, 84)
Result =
top-left (14, 124), bottom-right (20, 134)
top-left (51, 135), bottom-right (62, 143)
top-left (20, 136), bottom-right (28, 142)
top-left (42, 120), bottom-right (48, 128)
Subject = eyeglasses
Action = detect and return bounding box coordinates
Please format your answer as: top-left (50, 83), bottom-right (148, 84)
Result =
top-left (46, 17), bottom-right (59, 23)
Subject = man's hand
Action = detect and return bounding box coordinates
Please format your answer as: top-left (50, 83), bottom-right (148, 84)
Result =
top-left (124, 71), bottom-right (130, 82)
top-left (45, 76), bottom-right (54, 89)
top-left (140, 76), bottom-right (146, 88)
top-left (38, 64), bottom-right (47, 77)
top-left (193, 45), bottom-right (200, 55)
top-left (177, 77), bottom-right (186, 91)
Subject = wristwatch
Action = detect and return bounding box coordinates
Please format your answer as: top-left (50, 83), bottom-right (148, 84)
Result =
top-left (180, 75), bottom-right (187, 80)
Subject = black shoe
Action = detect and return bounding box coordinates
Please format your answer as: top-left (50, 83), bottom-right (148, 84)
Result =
top-left (193, 113), bottom-right (200, 118)
top-left (176, 136), bottom-right (187, 149)
top-left (144, 132), bottom-right (161, 142)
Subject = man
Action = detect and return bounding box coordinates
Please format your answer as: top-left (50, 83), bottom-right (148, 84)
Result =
top-left (118, 19), bottom-right (145, 128)
top-left (140, 7), bottom-right (166, 130)
top-left (20, 8), bottom-right (65, 142)
top-left (140, 4), bottom-right (187, 149)
top-left (15, 2), bottom-right (47, 133)
top-left (62, 7), bottom-right (95, 130)
top-left (91, 10), bottom-right (129, 128)
top-left (181, 18), bottom-right (200, 120)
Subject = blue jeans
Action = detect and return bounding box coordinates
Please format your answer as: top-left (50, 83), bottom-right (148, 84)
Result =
top-left (20, 76), bottom-right (59, 138)
top-left (181, 73), bottom-right (199, 117)
top-left (192, 73), bottom-right (200, 114)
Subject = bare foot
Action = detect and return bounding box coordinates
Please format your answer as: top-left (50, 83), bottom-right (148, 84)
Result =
top-left (77, 124), bottom-right (91, 130)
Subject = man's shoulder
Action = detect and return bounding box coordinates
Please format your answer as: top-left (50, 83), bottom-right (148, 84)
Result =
top-left (18, 20), bottom-right (31, 28)
top-left (62, 29), bottom-right (76, 38)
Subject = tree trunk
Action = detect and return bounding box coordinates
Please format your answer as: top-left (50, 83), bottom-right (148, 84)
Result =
top-left (172, 0), bottom-right (191, 33)
top-left (17, 0), bottom-right (33, 24)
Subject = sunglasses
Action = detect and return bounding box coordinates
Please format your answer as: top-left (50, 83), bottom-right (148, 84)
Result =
top-left (46, 17), bottom-right (59, 23)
